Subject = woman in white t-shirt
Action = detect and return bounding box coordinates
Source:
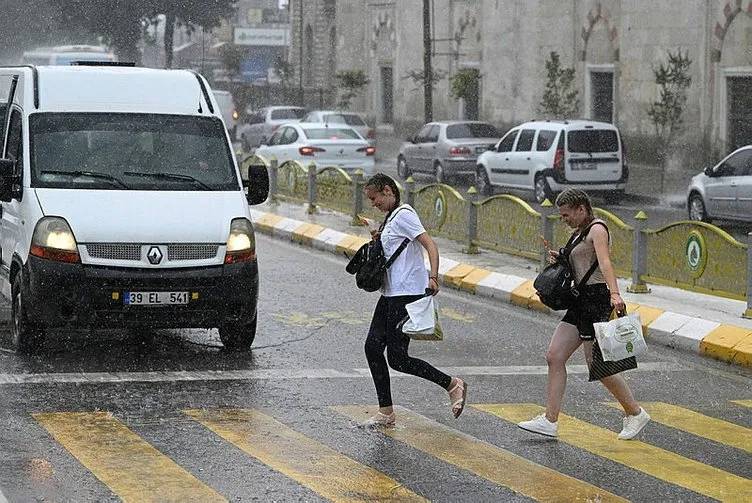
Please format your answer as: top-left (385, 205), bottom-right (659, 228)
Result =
top-left (361, 173), bottom-right (467, 427)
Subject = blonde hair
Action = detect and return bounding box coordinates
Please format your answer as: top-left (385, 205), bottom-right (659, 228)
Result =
top-left (555, 188), bottom-right (593, 216)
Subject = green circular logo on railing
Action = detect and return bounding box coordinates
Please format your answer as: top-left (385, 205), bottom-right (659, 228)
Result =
top-left (433, 191), bottom-right (447, 229)
top-left (685, 230), bottom-right (707, 278)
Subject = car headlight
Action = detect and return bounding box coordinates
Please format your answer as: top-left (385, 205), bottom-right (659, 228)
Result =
top-left (30, 217), bottom-right (80, 263)
top-left (225, 218), bottom-right (256, 264)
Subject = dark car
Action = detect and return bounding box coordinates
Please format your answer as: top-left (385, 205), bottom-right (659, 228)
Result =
top-left (397, 121), bottom-right (500, 183)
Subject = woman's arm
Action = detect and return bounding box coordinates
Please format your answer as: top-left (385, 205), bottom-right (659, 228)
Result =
top-left (416, 232), bottom-right (440, 294)
top-left (591, 225), bottom-right (626, 312)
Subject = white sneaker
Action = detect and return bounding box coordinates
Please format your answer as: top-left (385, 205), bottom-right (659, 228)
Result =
top-left (361, 411), bottom-right (396, 428)
top-left (518, 414), bottom-right (558, 437)
top-left (618, 408), bottom-right (651, 440)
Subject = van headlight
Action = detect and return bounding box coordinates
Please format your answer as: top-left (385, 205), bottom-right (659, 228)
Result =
top-left (224, 218), bottom-right (256, 264)
top-left (30, 217), bottom-right (80, 263)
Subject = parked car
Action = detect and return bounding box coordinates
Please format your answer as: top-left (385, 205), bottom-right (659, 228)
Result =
top-left (476, 120), bottom-right (628, 203)
top-left (255, 122), bottom-right (375, 175)
top-left (397, 121), bottom-right (500, 183)
top-left (236, 106), bottom-right (306, 150)
top-left (211, 89), bottom-right (237, 137)
top-left (302, 110), bottom-right (375, 145)
top-left (687, 145), bottom-right (752, 223)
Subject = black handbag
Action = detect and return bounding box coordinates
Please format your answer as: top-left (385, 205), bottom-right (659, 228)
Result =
top-left (534, 223), bottom-right (602, 311)
top-left (345, 206), bottom-right (411, 292)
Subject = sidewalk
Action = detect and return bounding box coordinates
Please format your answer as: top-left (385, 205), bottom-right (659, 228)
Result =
top-left (251, 199), bottom-right (752, 369)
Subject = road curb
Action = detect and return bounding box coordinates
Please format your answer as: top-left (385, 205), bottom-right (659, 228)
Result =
top-left (251, 209), bottom-right (752, 369)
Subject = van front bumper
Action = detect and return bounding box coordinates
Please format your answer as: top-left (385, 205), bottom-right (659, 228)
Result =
top-left (22, 256), bottom-right (259, 329)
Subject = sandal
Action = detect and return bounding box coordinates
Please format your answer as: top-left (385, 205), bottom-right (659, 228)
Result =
top-left (448, 378), bottom-right (468, 419)
top-left (362, 411), bottom-right (396, 428)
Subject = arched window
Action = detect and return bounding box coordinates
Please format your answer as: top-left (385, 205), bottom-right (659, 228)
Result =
top-left (304, 24), bottom-right (314, 87)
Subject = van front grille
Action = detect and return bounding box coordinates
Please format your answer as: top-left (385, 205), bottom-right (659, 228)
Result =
top-left (86, 244), bottom-right (141, 261)
top-left (167, 244), bottom-right (219, 261)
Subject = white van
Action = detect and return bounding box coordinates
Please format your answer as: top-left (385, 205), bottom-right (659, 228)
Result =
top-left (0, 64), bottom-right (269, 353)
top-left (476, 120), bottom-right (628, 203)
top-left (21, 45), bottom-right (118, 66)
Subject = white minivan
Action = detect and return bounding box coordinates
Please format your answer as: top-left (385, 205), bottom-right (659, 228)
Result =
top-left (476, 120), bottom-right (628, 203)
top-left (0, 64), bottom-right (269, 353)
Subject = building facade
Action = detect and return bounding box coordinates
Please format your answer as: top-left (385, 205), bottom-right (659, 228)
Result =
top-left (302, 0), bottom-right (752, 159)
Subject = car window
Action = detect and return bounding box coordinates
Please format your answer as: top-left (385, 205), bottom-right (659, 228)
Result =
top-left (535, 130), bottom-right (557, 151)
top-left (722, 149), bottom-right (752, 176)
top-left (497, 129), bottom-right (519, 152)
top-left (6, 109), bottom-right (24, 190)
top-left (445, 122), bottom-right (499, 139)
top-left (426, 125), bottom-right (440, 143)
top-left (515, 129), bottom-right (536, 151)
top-left (302, 113), bottom-right (316, 122)
top-left (303, 128), bottom-right (360, 140)
top-left (324, 113), bottom-right (366, 126)
top-left (271, 108), bottom-right (305, 120)
top-left (281, 127), bottom-right (299, 144)
top-left (416, 125), bottom-right (433, 142)
top-left (567, 129), bottom-right (619, 153)
top-left (267, 129), bottom-right (283, 145)
top-left (252, 113), bottom-right (264, 125)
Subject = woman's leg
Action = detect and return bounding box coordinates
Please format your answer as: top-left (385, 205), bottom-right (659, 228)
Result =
top-left (364, 296), bottom-right (394, 413)
top-left (581, 342), bottom-right (640, 415)
top-left (544, 322), bottom-right (583, 422)
top-left (384, 296), bottom-right (452, 390)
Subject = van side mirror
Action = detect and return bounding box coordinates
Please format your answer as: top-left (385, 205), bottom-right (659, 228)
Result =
top-left (245, 162), bottom-right (269, 205)
top-left (0, 158), bottom-right (15, 202)
top-left (703, 165), bottom-right (715, 177)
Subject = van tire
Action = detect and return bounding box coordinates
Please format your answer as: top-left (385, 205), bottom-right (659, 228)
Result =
top-left (534, 174), bottom-right (554, 204)
top-left (476, 167), bottom-right (492, 196)
top-left (219, 314), bottom-right (257, 351)
top-left (11, 274), bottom-right (44, 354)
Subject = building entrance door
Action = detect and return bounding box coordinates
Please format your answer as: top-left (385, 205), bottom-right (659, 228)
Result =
top-left (381, 66), bottom-right (393, 124)
top-left (727, 77), bottom-right (752, 151)
top-left (590, 71), bottom-right (614, 123)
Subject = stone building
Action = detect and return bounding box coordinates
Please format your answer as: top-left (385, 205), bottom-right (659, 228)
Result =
top-left (290, 0), bottom-right (338, 103)
top-left (297, 0), bottom-right (752, 160)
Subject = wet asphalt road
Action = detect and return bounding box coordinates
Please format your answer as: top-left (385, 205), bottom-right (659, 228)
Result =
top-left (0, 234), bottom-right (750, 502)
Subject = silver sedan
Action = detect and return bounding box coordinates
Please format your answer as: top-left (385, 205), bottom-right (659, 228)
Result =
top-left (397, 121), bottom-right (500, 183)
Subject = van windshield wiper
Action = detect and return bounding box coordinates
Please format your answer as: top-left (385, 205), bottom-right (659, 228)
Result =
top-left (41, 170), bottom-right (129, 189)
top-left (123, 171), bottom-right (212, 190)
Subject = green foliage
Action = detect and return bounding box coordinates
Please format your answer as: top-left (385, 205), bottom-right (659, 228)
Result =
top-left (647, 50), bottom-right (692, 141)
top-left (220, 45), bottom-right (245, 78)
top-left (403, 68), bottom-right (447, 92)
top-left (450, 68), bottom-right (480, 101)
top-left (273, 56), bottom-right (295, 88)
top-left (334, 70), bottom-right (369, 109)
top-left (538, 52), bottom-right (579, 118)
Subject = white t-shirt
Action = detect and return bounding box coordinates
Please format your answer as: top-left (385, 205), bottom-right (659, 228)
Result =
top-left (380, 204), bottom-right (429, 297)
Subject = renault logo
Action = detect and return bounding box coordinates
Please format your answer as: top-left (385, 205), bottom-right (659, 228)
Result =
top-left (147, 246), bottom-right (163, 265)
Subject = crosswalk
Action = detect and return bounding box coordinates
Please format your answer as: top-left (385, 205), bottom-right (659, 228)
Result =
top-left (11, 400), bottom-right (750, 502)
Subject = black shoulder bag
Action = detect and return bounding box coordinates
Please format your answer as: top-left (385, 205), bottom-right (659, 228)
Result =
top-left (345, 207), bottom-right (411, 292)
top-left (534, 222), bottom-right (604, 311)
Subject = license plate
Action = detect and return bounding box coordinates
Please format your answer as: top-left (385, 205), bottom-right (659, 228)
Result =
top-left (124, 291), bottom-right (189, 305)
top-left (573, 162), bottom-right (597, 171)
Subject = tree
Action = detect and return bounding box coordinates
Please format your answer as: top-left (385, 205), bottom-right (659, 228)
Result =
top-left (450, 68), bottom-right (480, 119)
top-left (538, 51), bottom-right (579, 118)
top-left (273, 56), bottom-right (295, 90)
top-left (647, 50), bottom-right (692, 192)
top-left (334, 70), bottom-right (369, 109)
top-left (403, 68), bottom-right (447, 93)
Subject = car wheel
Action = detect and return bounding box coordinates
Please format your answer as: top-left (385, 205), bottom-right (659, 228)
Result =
top-left (219, 313), bottom-right (257, 351)
top-left (476, 166), bottom-right (492, 196)
top-left (397, 156), bottom-right (411, 179)
top-left (688, 193), bottom-right (710, 222)
top-left (11, 273), bottom-right (44, 354)
top-left (434, 162), bottom-right (445, 184)
top-left (534, 174), bottom-right (554, 204)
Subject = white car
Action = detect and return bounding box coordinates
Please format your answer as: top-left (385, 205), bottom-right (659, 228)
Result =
top-left (255, 122), bottom-right (375, 175)
top-left (236, 106), bottom-right (306, 150)
top-left (687, 145), bottom-right (752, 223)
top-left (302, 110), bottom-right (375, 145)
top-left (476, 120), bottom-right (628, 203)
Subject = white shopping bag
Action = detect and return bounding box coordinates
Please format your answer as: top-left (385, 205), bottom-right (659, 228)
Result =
top-left (398, 295), bottom-right (443, 341)
top-left (593, 313), bottom-right (647, 361)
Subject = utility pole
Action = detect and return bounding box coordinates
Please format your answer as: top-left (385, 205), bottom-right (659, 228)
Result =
top-left (298, 0), bottom-right (304, 106)
top-left (423, 0), bottom-right (433, 122)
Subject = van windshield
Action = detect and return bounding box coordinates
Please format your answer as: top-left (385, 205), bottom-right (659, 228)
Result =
top-left (567, 129), bottom-right (619, 153)
top-left (29, 113), bottom-right (238, 191)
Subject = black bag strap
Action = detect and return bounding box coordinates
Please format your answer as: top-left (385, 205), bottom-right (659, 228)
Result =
top-left (384, 238), bottom-right (410, 269)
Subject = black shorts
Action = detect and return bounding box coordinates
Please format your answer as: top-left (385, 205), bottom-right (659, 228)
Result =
top-left (561, 283), bottom-right (612, 341)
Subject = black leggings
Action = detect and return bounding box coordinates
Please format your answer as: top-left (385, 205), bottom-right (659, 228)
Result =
top-left (365, 295), bottom-right (452, 407)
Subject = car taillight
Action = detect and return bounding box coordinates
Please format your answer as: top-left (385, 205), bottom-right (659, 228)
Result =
top-left (553, 148), bottom-right (565, 172)
top-left (449, 147), bottom-right (471, 156)
top-left (357, 146), bottom-right (376, 156)
top-left (299, 146), bottom-right (326, 156)
top-left (367, 129), bottom-right (375, 139)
